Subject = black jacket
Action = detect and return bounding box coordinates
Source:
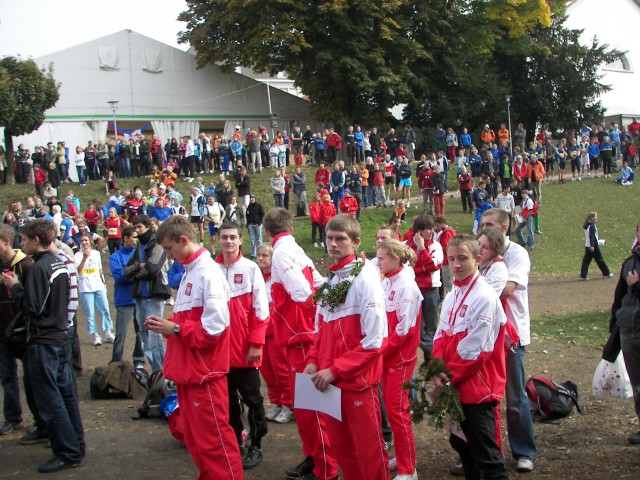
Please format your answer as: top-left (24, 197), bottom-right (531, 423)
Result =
top-left (11, 250), bottom-right (69, 346)
top-left (610, 249), bottom-right (640, 340)
top-left (124, 233), bottom-right (170, 300)
top-left (246, 202), bottom-right (265, 225)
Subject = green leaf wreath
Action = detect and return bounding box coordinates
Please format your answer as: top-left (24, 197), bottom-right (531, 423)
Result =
top-left (313, 261), bottom-right (364, 312)
top-left (404, 357), bottom-right (465, 430)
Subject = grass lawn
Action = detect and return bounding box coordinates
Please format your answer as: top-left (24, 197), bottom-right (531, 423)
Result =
top-left (2, 163), bottom-right (636, 274)
top-left (531, 309), bottom-right (609, 351)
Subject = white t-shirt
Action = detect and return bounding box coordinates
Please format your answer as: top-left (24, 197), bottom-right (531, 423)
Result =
top-left (502, 238), bottom-right (531, 346)
top-left (75, 249), bottom-right (106, 293)
top-left (204, 203), bottom-right (224, 225)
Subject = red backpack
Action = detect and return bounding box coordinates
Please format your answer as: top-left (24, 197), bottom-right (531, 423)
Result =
top-left (525, 376), bottom-right (582, 421)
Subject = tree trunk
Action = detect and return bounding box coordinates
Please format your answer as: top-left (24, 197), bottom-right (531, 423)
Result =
top-left (4, 130), bottom-right (14, 185)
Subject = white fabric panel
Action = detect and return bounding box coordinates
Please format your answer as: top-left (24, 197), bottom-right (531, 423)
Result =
top-left (151, 121), bottom-right (172, 143)
top-left (224, 120), bottom-right (245, 139)
top-left (142, 48), bottom-right (162, 73)
top-left (91, 121), bottom-right (108, 144)
top-left (171, 121), bottom-right (199, 139)
top-left (98, 46), bottom-right (119, 70)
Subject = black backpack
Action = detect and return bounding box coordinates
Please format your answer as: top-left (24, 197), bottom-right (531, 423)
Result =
top-left (525, 375), bottom-right (582, 421)
top-left (134, 370), bottom-right (175, 419)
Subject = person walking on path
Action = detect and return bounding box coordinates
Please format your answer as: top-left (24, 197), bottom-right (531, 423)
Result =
top-left (580, 212), bottom-right (613, 280)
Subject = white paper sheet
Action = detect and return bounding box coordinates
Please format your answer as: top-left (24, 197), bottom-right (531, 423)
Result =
top-left (294, 373), bottom-right (342, 421)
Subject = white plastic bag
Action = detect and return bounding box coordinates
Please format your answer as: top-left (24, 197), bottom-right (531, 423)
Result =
top-left (592, 354), bottom-right (633, 398)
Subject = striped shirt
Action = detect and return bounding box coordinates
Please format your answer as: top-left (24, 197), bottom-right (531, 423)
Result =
top-left (53, 242), bottom-right (78, 328)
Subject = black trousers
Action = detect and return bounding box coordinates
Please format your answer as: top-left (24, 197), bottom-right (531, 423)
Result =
top-left (227, 367), bottom-right (267, 448)
top-left (450, 402), bottom-right (508, 480)
top-left (580, 246), bottom-right (610, 278)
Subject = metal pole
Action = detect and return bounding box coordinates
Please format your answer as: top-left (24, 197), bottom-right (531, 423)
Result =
top-left (266, 81), bottom-right (274, 140)
top-left (107, 100), bottom-right (119, 147)
top-left (506, 95), bottom-right (513, 158)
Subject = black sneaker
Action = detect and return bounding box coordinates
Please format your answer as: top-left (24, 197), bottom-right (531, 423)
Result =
top-left (238, 441), bottom-right (248, 457)
top-left (19, 426), bottom-right (48, 445)
top-left (38, 456), bottom-right (80, 473)
top-left (242, 445), bottom-right (263, 470)
top-left (0, 420), bottom-right (22, 436)
top-left (285, 456), bottom-right (314, 478)
top-left (628, 431), bottom-right (640, 445)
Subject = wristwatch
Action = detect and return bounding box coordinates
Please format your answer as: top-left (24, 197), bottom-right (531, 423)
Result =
top-left (173, 323), bottom-right (180, 336)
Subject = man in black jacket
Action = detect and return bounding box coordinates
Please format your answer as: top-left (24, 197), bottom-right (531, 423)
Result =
top-left (246, 195), bottom-right (265, 259)
top-left (3, 219), bottom-right (84, 473)
top-left (125, 215), bottom-right (170, 372)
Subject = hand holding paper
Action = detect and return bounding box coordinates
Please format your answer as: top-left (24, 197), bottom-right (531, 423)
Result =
top-left (294, 373), bottom-right (342, 421)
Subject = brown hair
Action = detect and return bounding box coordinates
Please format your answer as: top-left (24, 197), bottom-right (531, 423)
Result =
top-left (447, 234), bottom-right (480, 257)
top-left (156, 215), bottom-right (196, 244)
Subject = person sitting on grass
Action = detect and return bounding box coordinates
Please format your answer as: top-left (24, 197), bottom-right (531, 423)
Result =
top-left (616, 161), bottom-right (635, 186)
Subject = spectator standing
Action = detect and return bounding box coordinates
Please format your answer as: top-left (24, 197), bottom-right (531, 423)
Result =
top-left (246, 195), bottom-right (265, 259)
top-left (292, 166), bottom-right (308, 217)
top-left (270, 170), bottom-right (285, 208)
top-left (580, 212), bottom-right (612, 280)
top-left (458, 166), bottom-right (473, 214)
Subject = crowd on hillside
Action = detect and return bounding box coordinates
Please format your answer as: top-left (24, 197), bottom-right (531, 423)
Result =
top-left (2, 117), bottom-right (640, 478)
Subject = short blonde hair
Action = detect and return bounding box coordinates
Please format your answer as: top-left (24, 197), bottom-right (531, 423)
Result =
top-left (447, 234), bottom-right (480, 257)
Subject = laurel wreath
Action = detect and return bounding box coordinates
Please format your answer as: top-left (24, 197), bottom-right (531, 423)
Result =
top-left (313, 260), bottom-right (364, 312)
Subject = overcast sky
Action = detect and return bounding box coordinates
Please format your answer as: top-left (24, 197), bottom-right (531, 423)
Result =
top-left (0, 0), bottom-right (188, 59)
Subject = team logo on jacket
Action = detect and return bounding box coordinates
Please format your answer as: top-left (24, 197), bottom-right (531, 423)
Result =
top-left (388, 291), bottom-right (395, 301)
top-left (459, 305), bottom-right (468, 317)
top-left (234, 274), bottom-right (243, 284)
top-left (353, 400), bottom-right (363, 407)
top-left (185, 283), bottom-right (192, 296)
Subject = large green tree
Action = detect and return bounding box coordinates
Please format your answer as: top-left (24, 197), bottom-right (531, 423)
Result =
top-left (178, 0), bottom-right (425, 124)
top-left (0, 57), bottom-right (59, 183)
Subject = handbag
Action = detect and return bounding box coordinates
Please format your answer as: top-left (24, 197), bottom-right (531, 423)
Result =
top-left (4, 311), bottom-right (28, 359)
top-left (592, 354), bottom-right (633, 398)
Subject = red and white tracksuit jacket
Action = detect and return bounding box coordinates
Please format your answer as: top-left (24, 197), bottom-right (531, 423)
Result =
top-left (261, 271), bottom-right (292, 407)
top-left (405, 237), bottom-right (443, 290)
top-left (215, 252), bottom-right (269, 368)
top-left (433, 272), bottom-right (507, 405)
top-left (164, 247), bottom-right (243, 480)
top-left (381, 266), bottom-right (422, 476)
top-left (307, 255), bottom-right (390, 480)
top-left (270, 233), bottom-right (323, 348)
top-left (271, 232), bottom-right (338, 480)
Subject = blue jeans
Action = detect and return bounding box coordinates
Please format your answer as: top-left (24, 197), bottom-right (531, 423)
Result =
top-left (0, 342), bottom-right (22, 423)
top-left (248, 224), bottom-right (263, 258)
top-left (273, 194), bottom-right (285, 208)
top-left (80, 289), bottom-right (113, 335)
top-left (27, 342), bottom-right (84, 463)
top-left (112, 305), bottom-right (145, 364)
top-left (332, 188), bottom-right (344, 212)
top-left (120, 157), bottom-right (131, 178)
top-left (58, 163), bottom-right (68, 181)
top-left (135, 298), bottom-right (166, 372)
top-left (506, 346), bottom-right (536, 460)
top-left (76, 166), bottom-right (86, 185)
top-left (515, 216), bottom-right (534, 249)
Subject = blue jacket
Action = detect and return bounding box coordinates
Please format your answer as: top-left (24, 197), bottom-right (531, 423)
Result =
top-left (109, 245), bottom-right (136, 308)
top-left (588, 144), bottom-right (600, 157)
top-left (460, 133), bottom-right (472, 147)
top-left (354, 131), bottom-right (365, 147)
top-left (168, 261), bottom-right (186, 290)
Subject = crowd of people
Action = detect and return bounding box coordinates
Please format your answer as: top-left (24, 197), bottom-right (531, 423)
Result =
top-left (1, 117), bottom-right (640, 478)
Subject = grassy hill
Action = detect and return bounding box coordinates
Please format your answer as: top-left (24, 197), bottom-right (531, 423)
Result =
top-left (2, 165), bottom-right (636, 275)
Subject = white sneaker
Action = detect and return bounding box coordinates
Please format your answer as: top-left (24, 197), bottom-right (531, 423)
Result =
top-left (265, 404), bottom-right (282, 421)
top-left (93, 333), bottom-right (103, 346)
top-left (320, 242), bottom-right (325, 248)
top-left (516, 458), bottom-right (534, 472)
top-left (313, 242), bottom-right (318, 248)
top-left (389, 457), bottom-right (398, 471)
top-left (103, 330), bottom-right (115, 343)
top-left (274, 406), bottom-right (294, 424)
top-left (393, 471), bottom-right (418, 480)
top-left (578, 177), bottom-right (581, 181)
top-left (571, 177), bottom-right (575, 181)
top-left (165, 297), bottom-right (175, 306)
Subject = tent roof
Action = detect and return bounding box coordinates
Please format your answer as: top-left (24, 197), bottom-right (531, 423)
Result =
top-left (35, 30), bottom-right (311, 124)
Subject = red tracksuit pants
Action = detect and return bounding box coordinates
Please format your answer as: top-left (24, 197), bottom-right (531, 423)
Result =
top-left (324, 386), bottom-right (390, 480)
top-left (287, 343), bottom-right (338, 480)
top-left (261, 333), bottom-right (293, 407)
top-left (176, 378), bottom-right (244, 480)
top-left (382, 361), bottom-right (417, 476)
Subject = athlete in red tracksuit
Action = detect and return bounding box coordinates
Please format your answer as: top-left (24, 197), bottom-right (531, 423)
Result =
top-left (264, 207), bottom-right (338, 480)
top-left (306, 215), bottom-right (390, 480)
top-left (433, 236), bottom-right (508, 480)
top-left (215, 224), bottom-right (269, 468)
top-left (377, 239), bottom-right (423, 479)
top-left (145, 217), bottom-right (243, 480)
top-left (256, 244), bottom-right (293, 420)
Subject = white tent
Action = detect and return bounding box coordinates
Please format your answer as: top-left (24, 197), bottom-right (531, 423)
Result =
top-left (12, 29), bottom-right (316, 178)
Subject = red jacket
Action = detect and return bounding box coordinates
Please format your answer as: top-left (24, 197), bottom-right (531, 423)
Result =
top-left (382, 266), bottom-right (422, 368)
top-left (315, 167), bottom-right (331, 186)
top-left (34, 168), bottom-right (47, 186)
top-left (373, 171), bottom-right (384, 187)
top-left (270, 233), bottom-right (323, 348)
top-left (164, 248), bottom-right (231, 385)
top-left (309, 201), bottom-right (321, 224)
top-left (405, 237), bottom-right (443, 290)
top-left (437, 227), bottom-right (456, 266)
top-left (307, 256), bottom-right (387, 391)
top-left (319, 200), bottom-right (336, 227)
top-left (457, 173), bottom-right (472, 191)
top-left (215, 253), bottom-right (269, 368)
top-left (433, 273), bottom-right (507, 404)
top-left (418, 168), bottom-right (433, 189)
top-left (339, 196), bottom-right (358, 216)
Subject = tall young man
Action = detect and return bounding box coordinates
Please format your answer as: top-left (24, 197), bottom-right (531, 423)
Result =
top-left (481, 209), bottom-right (536, 472)
top-left (263, 208), bottom-right (338, 480)
top-left (215, 222), bottom-right (269, 470)
top-left (305, 214), bottom-right (389, 479)
top-left (3, 219), bottom-right (85, 473)
top-left (144, 215), bottom-right (243, 479)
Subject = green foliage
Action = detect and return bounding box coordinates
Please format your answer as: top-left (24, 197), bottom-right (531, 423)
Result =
top-left (0, 57), bottom-right (60, 182)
